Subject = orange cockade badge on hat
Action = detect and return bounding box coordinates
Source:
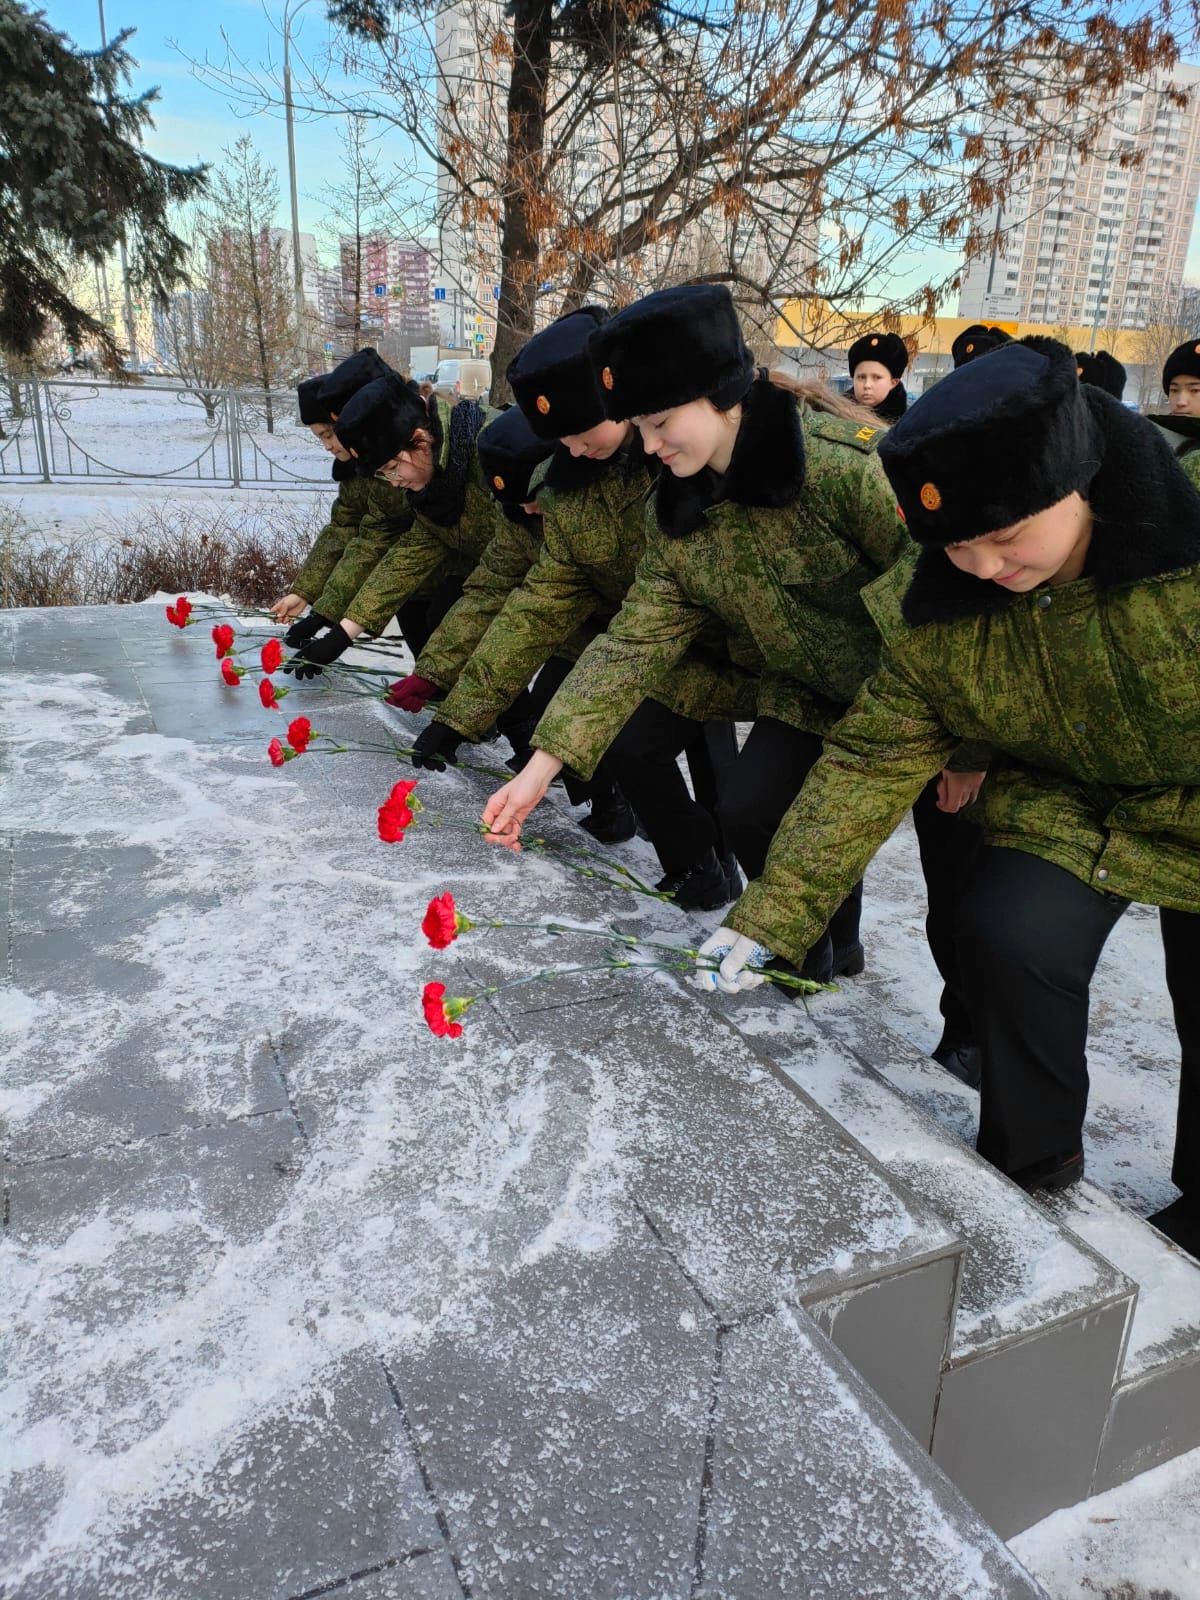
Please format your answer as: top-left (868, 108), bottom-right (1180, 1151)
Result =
top-left (965, 342), bottom-right (975, 354)
top-left (492, 475), bottom-right (505, 492)
top-left (1194, 343), bottom-right (1200, 355)
top-left (919, 482), bottom-right (943, 512)
top-left (601, 366), bottom-right (615, 391)
top-left (870, 337), bottom-right (879, 346)
top-left (536, 395), bottom-right (551, 415)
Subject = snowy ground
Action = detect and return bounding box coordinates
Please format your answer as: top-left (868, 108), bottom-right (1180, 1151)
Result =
top-left (1, 597), bottom-right (1197, 1597)
top-left (0, 481), bottom-right (327, 545)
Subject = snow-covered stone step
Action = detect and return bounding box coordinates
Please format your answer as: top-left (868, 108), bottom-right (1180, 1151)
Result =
top-left (476, 965), bottom-right (965, 1449)
top-left (727, 990), bottom-right (1136, 1538)
top-left (1042, 1181), bottom-right (1200, 1493)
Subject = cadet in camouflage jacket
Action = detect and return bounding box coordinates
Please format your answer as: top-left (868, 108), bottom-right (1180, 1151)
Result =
top-left (531, 376), bottom-right (907, 780)
top-left (341, 396), bottom-right (501, 636)
top-left (291, 461), bottom-right (375, 606)
top-left (305, 476), bottom-right (415, 623)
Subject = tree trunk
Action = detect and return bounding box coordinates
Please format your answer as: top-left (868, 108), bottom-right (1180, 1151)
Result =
top-left (489, 0), bottom-right (553, 405)
top-left (246, 222), bottom-right (275, 433)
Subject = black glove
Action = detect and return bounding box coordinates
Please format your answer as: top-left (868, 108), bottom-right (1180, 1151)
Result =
top-left (282, 611), bottom-right (331, 648)
top-left (411, 720), bottom-right (465, 772)
top-left (284, 623), bottom-right (353, 680)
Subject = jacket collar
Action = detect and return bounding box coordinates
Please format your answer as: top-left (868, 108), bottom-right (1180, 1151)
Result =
top-left (542, 430), bottom-right (651, 493)
top-left (655, 373), bottom-right (805, 537)
top-left (902, 390), bottom-right (1200, 624)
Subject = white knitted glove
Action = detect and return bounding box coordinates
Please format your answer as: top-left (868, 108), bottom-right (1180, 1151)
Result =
top-left (693, 926), bottom-right (774, 995)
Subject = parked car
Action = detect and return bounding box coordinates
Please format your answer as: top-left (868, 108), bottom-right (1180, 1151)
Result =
top-left (433, 357), bottom-right (491, 399)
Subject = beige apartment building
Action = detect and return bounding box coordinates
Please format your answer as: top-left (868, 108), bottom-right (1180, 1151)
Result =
top-left (958, 65), bottom-right (1200, 333)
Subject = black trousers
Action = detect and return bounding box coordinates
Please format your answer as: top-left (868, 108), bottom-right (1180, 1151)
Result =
top-left (957, 847), bottom-right (1200, 1192)
top-left (720, 718), bottom-right (977, 1011)
top-left (394, 574), bottom-right (466, 659)
top-left (603, 698), bottom-right (739, 869)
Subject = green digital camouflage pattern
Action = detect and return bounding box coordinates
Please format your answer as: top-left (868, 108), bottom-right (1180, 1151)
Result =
top-left (532, 411), bottom-right (909, 781)
top-left (342, 400), bottom-right (502, 635)
top-left (413, 513), bottom-right (544, 690)
top-left (729, 552), bottom-right (1200, 963)
top-left (292, 472), bottom-right (374, 605)
top-left (310, 477), bottom-right (414, 624)
top-left (432, 454), bottom-right (655, 741)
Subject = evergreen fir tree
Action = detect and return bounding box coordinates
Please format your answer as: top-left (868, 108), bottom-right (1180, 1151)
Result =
top-left (0, 0), bottom-right (205, 368)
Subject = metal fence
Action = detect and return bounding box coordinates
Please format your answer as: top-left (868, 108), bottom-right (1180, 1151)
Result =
top-left (0, 377), bottom-right (329, 489)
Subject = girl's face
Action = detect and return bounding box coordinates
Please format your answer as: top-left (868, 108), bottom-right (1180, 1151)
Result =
top-left (307, 421), bottom-right (352, 462)
top-left (1168, 376), bottom-right (1200, 416)
top-left (375, 432), bottom-right (435, 491)
top-left (559, 419), bottom-right (631, 460)
top-left (852, 362), bottom-right (900, 409)
top-left (945, 491), bottom-right (1093, 590)
top-left (634, 399), bottom-right (741, 477)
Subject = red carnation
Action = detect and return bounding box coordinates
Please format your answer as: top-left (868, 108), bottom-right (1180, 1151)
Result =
top-left (377, 777), bottom-right (420, 843)
top-left (212, 624), bottom-right (235, 658)
top-left (259, 678), bottom-right (280, 710)
top-left (422, 981), bottom-right (465, 1039)
top-left (422, 892), bottom-right (473, 949)
top-left (166, 602), bottom-right (191, 629)
top-left (220, 658), bottom-right (243, 687)
top-left (261, 639), bottom-right (283, 674)
top-left (175, 596), bottom-right (192, 622)
top-left (268, 737), bottom-right (287, 767)
top-left (286, 716), bottom-right (312, 753)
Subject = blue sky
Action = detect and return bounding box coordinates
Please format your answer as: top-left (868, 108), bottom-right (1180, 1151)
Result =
top-left (43, 0), bottom-right (1200, 287)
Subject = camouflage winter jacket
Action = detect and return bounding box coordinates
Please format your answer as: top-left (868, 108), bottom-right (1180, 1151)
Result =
top-left (292, 464), bottom-right (375, 607)
top-left (532, 378), bottom-right (908, 781)
top-left (308, 477), bottom-right (414, 624)
top-left (342, 398), bottom-right (501, 636)
top-left (730, 394), bottom-right (1200, 963)
top-left (1147, 414), bottom-right (1200, 492)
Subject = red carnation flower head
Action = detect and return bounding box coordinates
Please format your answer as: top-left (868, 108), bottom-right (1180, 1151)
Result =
top-left (268, 736), bottom-right (288, 767)
top-left (220, 657), bottom-right (243, 687)
top-left (421, 980), bottom-right (469, 1039)
top-left (422, 892), bottom-right (473, 950)
top-left (376, 777), bottom-right (421, 843)
top-left (212, 623), bottom-right (235, 658)
top-left (259, 678), bottom-right (282, 710)
top-left (175, 596), bottom-right (192, 621)
top-left (261, 639), bottom-right (283, 674)
top-left (286, 716), bottom-right (312, 753)
top-left (166, 601), bottom-right (192, 629)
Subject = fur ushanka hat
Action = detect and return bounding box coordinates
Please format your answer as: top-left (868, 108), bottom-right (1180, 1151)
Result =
top-left (333, 374), bottom-right (431, 475)
top-left (1162, 337), bottom-right (1200, 394)
top-left (506, 307), bottom-right (610, 441)
top-left (951, 324), bottom-right (1011, 369)
top-left (476, 405), bottom-right (555, 506)
top-left (878, 338), bottom-right (1101, 546)
top-left (588, 284), bottom-right (756, 420)
top-left (301, 348), bottom-right (392, 424)
top-left (1075, 350), bottom-right (1126, 399)
top-left (848, 331), bottom-right (908, 379)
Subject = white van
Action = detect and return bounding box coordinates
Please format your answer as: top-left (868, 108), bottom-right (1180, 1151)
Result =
top-left (433, 358), bottom-right (491, 399)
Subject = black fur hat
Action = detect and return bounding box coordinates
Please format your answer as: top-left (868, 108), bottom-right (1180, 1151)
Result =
top-left (878, 337), bottom-right (1102, 546)
top-left (297, 377), bottom-right (329, 425)
top-left (314, 348), bottom-right (393, 421)
top-left (1075, 350), bottom-right (1126, 399)
top-left (1162, 337), bottom-right (1200, 394)
top-left (848, 331), bottom-right (908, 379)
top-left (507, 306), bottom-right (609, 440)
top-left (951, 324), bottom-right (1011, 369)
top-left (588, 284), bottom-right (755, 420)
top-left (334, 374), bottom-right (431, 474)
top-left (476, 405), bottom-right (555, 505)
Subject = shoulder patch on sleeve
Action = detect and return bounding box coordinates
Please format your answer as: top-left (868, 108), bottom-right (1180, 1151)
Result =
top-left (805, 412), bottom-right (882, 453)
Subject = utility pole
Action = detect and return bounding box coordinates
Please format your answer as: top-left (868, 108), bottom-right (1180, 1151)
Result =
top-left (98, 0), bottom-right (140, 369)
top-left (283, 0), bottom-right (314, 363)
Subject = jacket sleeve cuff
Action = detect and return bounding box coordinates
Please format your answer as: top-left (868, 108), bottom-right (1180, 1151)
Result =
top-left (725, 887), bottom-right (819, 969)
top-left (531, 734), bottom-right (596, 784)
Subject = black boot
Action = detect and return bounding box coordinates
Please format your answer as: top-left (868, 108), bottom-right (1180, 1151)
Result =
top-left (1010, 1149), bottom-right (1084, 1195)
top-left (831, 941), bottom-right (866, 978)
top-left (1147, 1195), bottom-right (1200, 1258)
top-left (656, 848), bottom-right (732, 912)
top-left (579, 786), bottom-right (637, 845)
top-left (931, 1038), bottom-right (982, 1090)
top-left (722, 853), bottom-right (744, 902)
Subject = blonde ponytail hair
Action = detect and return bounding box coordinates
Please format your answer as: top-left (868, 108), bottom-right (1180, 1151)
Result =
top-left (766, 370), bottom-right (884, 429)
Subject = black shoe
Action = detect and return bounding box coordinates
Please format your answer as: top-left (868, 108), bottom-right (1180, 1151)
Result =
top-left (831, 941), bottom-right (865, 978)
top-left (798, 934), bottom-right (834, 983)
top-left (1147, 1196), bottom-right (1200, 1258)
top-left (1011, 1150), bottom-right (1084, 1195)
top-left (931, 1041), bottom-right (982, 1090)
top-left (655, 848), bottom-right (731, 912)
top-left (579, 788), bottom-right (637, 845)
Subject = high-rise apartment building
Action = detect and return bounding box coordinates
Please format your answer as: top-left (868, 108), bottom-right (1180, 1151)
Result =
top-left (958, 66), bottom-right (1200, 332)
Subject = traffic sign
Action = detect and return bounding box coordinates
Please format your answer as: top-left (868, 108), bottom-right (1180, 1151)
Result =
top-left (373, 284), bottom-right (386, 298)
top-left (433, 287), bottom-right (447, 302)
top-left (492, 286), bottom-right (500, 300)
top-left (474, 333), bottom-right (486, 344)
top-left (324, 342), bottom-right (334, 353)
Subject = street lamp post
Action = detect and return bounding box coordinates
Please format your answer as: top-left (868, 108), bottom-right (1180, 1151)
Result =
top-left (98, 0), bottom-right (139, 369)
top-left (283, 0), bottom-right (316, 359)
